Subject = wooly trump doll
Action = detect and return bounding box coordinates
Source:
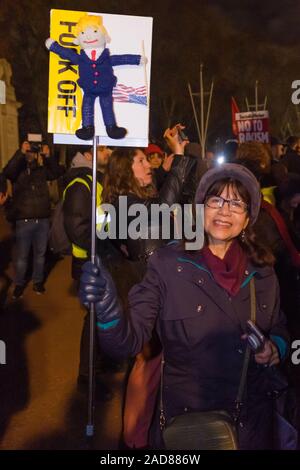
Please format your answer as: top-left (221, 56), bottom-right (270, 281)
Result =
top-left (46, 14), bottom-right (146, 140)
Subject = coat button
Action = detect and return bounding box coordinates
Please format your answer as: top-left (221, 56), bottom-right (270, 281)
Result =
top-left (177, 265), bottom-right (183, 272)
top-left (197, 305), bottom-right (203, 312)
top-left (245, 270), bottom-right (249, 275)
top-left (262, 304), bottom-right (267, 309)
top-left (94, 71), bottom-right (99, 76)
top-left (198, 278), bottom-right (204, 285)
top-left (184, 407), bottom-right (188, 412)
top-left (93, 80), bottom-right (98, 84)
top-left (92, 64), bottom-right (96, 68)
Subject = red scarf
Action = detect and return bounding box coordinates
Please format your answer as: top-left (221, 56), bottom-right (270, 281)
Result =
top-left (201, 239), bottom-right (248, 296)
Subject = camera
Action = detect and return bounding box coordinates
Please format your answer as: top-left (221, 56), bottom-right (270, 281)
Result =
top-left (26, 133), bottom-right (43, 154)
top-left (177, 127), bottom-right (189, 144)
top-left (28, 143), bottom-right (42, 154)
top-left (246, 320), bottom-right (266, 353)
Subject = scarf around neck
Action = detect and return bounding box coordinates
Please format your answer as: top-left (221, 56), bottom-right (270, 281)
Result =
top-left (201, 239), bottom-right (248, 296)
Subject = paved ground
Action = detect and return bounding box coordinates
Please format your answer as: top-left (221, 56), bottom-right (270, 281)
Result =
top-left (0, 209), bottom-right (125, 450)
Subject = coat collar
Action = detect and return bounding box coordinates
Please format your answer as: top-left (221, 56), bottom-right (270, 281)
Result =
top-left (174, 247), bottom-right (272, 327)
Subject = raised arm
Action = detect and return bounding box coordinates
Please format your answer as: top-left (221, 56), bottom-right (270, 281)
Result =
top-left (45, 39), bottom-right (80, 65)
top-left (79, 253), bottom-right (163, 359)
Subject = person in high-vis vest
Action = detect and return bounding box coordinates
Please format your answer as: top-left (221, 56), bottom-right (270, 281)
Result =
top-left (63, 145), bottom-right (116, 401)
top-left (63, 146), bottom-right (111, 280)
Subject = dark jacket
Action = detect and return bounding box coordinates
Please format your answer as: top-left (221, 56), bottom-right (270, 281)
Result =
top-left (3, 150), bottom-right (61, 220)
top-left (63, 161), bottom-right (111, 280)
top-left (49, 43), bottom-right (140, 95)
top-left (282, 149), bottom-right (300, 175)
top-left (111, 155), bottom-right (196, 261)
top-left (97, 242), bottom-right (289, 448)
top-left (63, 166), bottom-right (95, 253)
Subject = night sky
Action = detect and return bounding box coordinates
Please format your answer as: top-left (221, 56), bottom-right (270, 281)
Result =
top-left (1, 0), bottom-right (300, 143)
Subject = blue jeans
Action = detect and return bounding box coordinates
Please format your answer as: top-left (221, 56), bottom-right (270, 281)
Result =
top-left (15, 218), bottom-right (50, 286)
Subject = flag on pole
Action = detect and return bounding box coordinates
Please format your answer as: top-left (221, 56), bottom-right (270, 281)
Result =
top-left (113, 83), bottom-right (147, 106)
top-left (231, 97), bottom-right (240, 136)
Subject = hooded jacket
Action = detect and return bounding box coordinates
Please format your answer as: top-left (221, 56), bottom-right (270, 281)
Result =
top-left (97, 242), bottom-right (289, 449)
top-left (63, 152), bottom-right (103, 253)
top-left (3, 150), bottom-right (62, 220)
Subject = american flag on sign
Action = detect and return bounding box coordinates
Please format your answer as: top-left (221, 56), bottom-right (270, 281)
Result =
top-left (112, 83), bottom-right (147, 106)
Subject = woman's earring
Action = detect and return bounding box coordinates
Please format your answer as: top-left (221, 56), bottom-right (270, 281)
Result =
top-left (240, 229), bottom-right (246, 243)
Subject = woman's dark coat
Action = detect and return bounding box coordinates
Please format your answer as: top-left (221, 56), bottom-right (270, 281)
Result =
top-left (98, 242), bottom-right (289, 449)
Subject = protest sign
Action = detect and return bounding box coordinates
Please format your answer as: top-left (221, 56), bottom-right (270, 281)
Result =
top-left (235, 110), bottom-right (269, 143)
top-left (47, 9), bottom-right (152, 146)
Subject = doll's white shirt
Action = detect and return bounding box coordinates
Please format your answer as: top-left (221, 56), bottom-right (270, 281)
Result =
top-left (84, 47), bottom-right (104, 61)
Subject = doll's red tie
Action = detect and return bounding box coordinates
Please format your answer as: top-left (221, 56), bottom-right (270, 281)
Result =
top-left (91, 50), bottom-right (96, 61)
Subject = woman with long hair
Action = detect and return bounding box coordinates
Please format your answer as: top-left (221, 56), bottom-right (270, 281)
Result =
top-left (102, 126), bottom-right (195, 263)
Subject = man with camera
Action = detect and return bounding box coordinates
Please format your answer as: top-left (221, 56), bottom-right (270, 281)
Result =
top-left (3, 139), bottom-right (62, 299)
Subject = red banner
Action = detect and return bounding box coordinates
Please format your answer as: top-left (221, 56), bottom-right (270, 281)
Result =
top-left (231, 97), bottom-right (240, 136)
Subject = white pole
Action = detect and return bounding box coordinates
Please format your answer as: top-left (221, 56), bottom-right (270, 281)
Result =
top-left (86, 135), bottom-right (98, 440)
top-left (188, 83), bottom-right (201, 146)
top-left (141, 40), bottom-right (149, 105)
top-left (200, 64), bottom-right (205, 160)
top-left (204, 80), bottom-right (214, 146)
top-left (245, 97), bottom-right (249, 112)
top-left (255, 80), bottom-right (258, 112)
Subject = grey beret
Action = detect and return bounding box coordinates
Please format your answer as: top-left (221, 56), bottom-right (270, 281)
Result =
top-left (195, 163), bottom-right (261, 224)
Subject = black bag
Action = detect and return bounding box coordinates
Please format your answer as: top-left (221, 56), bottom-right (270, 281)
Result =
top-left (49, 174), bottom-right (93, 256)
top-left (48, 200), bottom-right (71, 255)
top-left (163, 410), bottom-right (238, 450)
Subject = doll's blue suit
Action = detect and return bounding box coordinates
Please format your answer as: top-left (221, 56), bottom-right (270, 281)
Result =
top-left (50, 42), bottom-right (141, 139)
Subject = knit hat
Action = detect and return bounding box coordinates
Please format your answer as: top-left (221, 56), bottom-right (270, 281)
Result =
top-left (195, 163), bottom-right (261, 224)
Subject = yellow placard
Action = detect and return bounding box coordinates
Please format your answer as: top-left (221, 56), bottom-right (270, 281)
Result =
top-left (48, 9), bottom-right (86, 134)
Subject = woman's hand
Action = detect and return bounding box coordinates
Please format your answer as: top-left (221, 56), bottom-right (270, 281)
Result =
top-left (162, 153), bottom-right (174, 172)
top-left (163, 123), bottom-right (189, 155)
top-left (79, 256), bottom-right (122, 326)
top-left (254, 339), bottom-right (280, 366)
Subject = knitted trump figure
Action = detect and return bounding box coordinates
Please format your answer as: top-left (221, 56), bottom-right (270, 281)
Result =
top-left (46, 15), bottom-right (146, 140)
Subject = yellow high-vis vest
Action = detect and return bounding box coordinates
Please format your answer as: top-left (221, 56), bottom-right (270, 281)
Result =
top-left (63, 175), bottom-right (105, 259)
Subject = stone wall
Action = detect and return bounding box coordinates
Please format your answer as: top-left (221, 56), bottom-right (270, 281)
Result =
top-left (0, 59), bottom-right (21, 170)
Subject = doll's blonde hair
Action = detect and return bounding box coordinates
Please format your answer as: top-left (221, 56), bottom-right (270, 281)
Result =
top-left (75, 15), bottom-right (109, 39)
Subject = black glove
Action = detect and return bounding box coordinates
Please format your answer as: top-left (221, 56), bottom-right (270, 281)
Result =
top-left (79, 256), bottom-right (122, 327)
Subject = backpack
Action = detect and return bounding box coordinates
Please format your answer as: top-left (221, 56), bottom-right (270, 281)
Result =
top-left (48, 199), bottom-right (71, 255)
top-left (48, 175), bottom-right (93, 256)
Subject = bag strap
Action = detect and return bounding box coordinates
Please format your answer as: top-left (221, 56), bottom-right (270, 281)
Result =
top-left (159, 277), bottom-right (256, 429)
top-left (233, 277), bottom-right (255, 421)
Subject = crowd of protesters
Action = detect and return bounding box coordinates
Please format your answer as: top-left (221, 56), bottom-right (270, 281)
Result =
top-left (1, 126), bottom-right (300, 450)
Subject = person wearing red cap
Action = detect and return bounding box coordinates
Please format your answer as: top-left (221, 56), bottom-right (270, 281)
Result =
top-left (144, 143), bottom-right (165, 169)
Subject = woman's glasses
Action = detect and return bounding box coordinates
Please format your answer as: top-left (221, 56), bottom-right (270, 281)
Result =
top-left (205, 196), bottom-right (248, 214)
